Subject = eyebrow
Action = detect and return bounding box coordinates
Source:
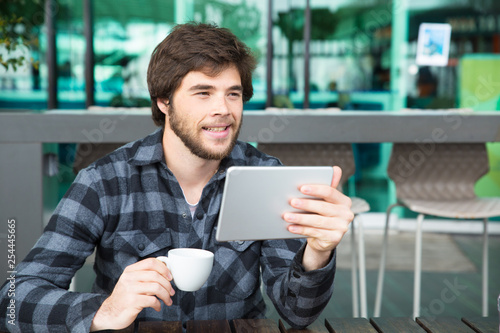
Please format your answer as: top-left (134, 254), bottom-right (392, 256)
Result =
top-left (188, 84), bottom-right (243, 92)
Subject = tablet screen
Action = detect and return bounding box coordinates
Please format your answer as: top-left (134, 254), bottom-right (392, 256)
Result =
top-left (216, 166), bottom-right (333, 242)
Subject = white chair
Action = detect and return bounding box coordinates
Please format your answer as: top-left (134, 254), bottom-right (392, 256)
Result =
top-left (374, 143), bottom-right (500, 318)
top-left (257, 143), bottom-right (370, 318)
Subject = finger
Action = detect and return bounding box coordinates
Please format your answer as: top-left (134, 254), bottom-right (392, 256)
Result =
top-left (154, 258), bottom-right (174, 282)
top-left (289, 198), bottom-right (335, 217)
top-left (298, 184), bottom-right (352, 207)
top-left (139, 282), bottom-right (174, 307)
top-left (120, 277), bottom-right (174, 307)
top-left (287, 223), bottom-right (346, 246)
top-left (284, 213), bottom-right (350, 231)
top-left (128, 270), bottom-right (176, 297)
top-left (108, 282), bottom-right (168, 316)
top-left (125, 258), bottom-right (172, 281)
top-left (124, 258), bottom-right (169, 275)
top-left (289, 198), bottom-right (354, 221)
top-left (136, 294), bottom-right (163, 312)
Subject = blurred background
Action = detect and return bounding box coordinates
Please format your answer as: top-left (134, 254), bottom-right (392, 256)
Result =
top-left (1, 0), bottom-right (499, 320)
top-left (2, 0), bottom-right (499, 211)
top-left (3, 0), bottom-right (500, 110)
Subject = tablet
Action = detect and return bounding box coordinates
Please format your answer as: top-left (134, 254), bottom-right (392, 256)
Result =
top-left (215, 166), bottom-right (334, 242)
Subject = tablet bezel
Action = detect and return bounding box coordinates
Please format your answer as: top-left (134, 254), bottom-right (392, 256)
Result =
top-left (215, 166), bottom-right (334, 242)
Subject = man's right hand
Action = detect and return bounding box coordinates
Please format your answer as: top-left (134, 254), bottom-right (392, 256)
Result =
top-left (90, 258), bottom-right (175, 331)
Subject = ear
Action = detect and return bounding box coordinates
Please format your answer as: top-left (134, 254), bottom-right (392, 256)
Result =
top-left (157, 99), bottom-right (170, 115)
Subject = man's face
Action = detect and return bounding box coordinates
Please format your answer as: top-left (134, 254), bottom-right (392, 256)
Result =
top-left (163, 65), bottom-right (244, 160)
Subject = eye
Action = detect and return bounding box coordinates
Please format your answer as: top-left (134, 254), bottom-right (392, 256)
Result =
top-left (228, 91), bottom-right (242, 98)
top-left (197, 91), bottom-right (210, 96)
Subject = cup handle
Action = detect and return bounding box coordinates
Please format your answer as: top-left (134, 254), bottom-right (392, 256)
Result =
top-left (156, 256), bottom-right (170, 270)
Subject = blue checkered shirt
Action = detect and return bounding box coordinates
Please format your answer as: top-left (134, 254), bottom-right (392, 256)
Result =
top-left (0, 128), bottom-right (336, 332)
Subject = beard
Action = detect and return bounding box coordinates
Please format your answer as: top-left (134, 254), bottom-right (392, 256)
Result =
top-left (167, 102), bottom-right (241, 160)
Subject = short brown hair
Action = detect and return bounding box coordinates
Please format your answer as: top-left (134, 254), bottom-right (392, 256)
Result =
top-left (147, 22), bottom-right (257, 127)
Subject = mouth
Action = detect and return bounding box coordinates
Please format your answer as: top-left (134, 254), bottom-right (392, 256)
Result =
top-left (202, 124), bottom-right (231, 139)
top-left (202, 125), bottom-right (230, 132)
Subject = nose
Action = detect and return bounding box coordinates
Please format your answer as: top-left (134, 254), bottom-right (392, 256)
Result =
top-left (211, 95), bottom-right (230, 116)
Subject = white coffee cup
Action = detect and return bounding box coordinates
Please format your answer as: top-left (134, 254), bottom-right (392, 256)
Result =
top-left (157, 248), bottom-right (214, 292)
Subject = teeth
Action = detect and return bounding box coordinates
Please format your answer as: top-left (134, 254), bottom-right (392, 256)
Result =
top-left (205, 127), bottom-right (226, 132)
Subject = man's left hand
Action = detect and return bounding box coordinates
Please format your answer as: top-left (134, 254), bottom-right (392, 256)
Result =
top-left (284, 166), bottom-right (354, 271)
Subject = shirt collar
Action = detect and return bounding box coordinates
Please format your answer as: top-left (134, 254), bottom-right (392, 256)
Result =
top-left (214, 141), bottom-right (250, 180)
top-left (127, 127), bottom-right (165, 166)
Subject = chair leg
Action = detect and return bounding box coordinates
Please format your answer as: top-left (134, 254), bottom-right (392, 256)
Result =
top-left (351, 217), bottom-right (359, 317)
top-left (413, 213), bottom-right (425, 319)
top-left (374, 203), bottom-right (401, 317)
top-left (357, 215), bottom-right (368, 318)
top-left (482, 218), bottom-right (489, 317)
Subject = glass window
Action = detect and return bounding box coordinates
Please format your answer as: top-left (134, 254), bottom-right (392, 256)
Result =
top-left (90, 0), bottom-right (267, 109)
top-left (405, 1), bottom-right (500, 110)
top-left (271, 0), bottom-right (393, 110)
top-left (0, 0), bottom-right (47, 109)
top-left (57, 0), bottom-right (85, 109)
top-left (193, 0), bottom-right (269, 109)
top-left (92, 0), bottom-right (175, 107)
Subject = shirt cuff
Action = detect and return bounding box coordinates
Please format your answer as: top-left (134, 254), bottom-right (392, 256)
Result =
top-left (291, 243), bottom-right (336, 284)
top-left (68, 293), bottom-right (108, 332)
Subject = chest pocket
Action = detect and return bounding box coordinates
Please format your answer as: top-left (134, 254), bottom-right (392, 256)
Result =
top-left (113, 229), bottom-right (172, 263)
top-left (214, 241), bottom-right (261, 300)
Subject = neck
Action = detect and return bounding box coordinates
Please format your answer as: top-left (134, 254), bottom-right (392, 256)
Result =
top-left (162, 129), bottom-right (220, 204)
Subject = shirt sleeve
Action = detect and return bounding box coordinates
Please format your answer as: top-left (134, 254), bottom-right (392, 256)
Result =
top-left (260, 240), bottom-right (336, 329)
top-left (0, 168), bottom-right (108, 332)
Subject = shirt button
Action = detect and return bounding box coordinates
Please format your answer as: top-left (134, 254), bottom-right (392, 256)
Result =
top-left (137, 243), bottom-right (145, 251)
top-left (182, 213), bottom-right (188, 218)
top-left (196, 212), bottom-right (204, 220)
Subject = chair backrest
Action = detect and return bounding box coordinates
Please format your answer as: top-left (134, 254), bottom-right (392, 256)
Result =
top-left (73, 143), bottom-right (125, 174)
top-left (387, 143), bottom-right (489, 200)
top-left (257, 143), bottom-right (355, 186)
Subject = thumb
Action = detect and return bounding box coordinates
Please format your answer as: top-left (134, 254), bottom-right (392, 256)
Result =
top-left (331, 166), bottom-right (343, 189)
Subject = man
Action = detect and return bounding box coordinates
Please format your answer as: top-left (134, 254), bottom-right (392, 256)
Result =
top-left (0, 23), bottom-right (353, 332)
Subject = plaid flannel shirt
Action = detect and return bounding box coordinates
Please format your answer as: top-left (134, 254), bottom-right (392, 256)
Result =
top-left (0, 128), bottom-right (336, 332)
